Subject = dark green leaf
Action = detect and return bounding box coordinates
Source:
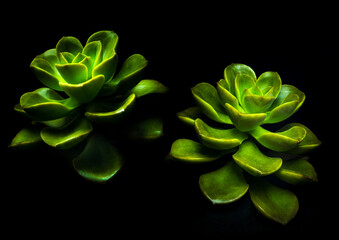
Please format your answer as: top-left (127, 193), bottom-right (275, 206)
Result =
top-left (199, 161), bottom-right (249, 204)
top-left (73, 133), bottom-right (123, 182)
top-left (9, 127), bottom-right (42, 149)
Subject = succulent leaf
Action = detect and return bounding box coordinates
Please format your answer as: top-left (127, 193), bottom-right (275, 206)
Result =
top-left (250, 125), bottom-right (307, 152)
top-left (20, 88), bottom-right (79, 121)
top-left (275, 157), bottom-right (318, 184)
top-left (86, 30), bottom-right (119, 61)
top-left (169, 139), bottom-right (229, 163)
top-left (216, 79), bottom-right (241, 109)
top-left (242, 89), bottom-right (275, 113)
top-left (41, 116), bottom-right (92, 149)
top-left (199, 161), bottom-right (249, 204)
top-left (278, 123), bottom-right (321, 154)
top-left (85, 93), bottom-right (136, 123)
top-left (55, 63), bottom-right (88, 84)
top-left (73, 133), bottom-right (123, 182)
top-left (177, 107), bottom-right (203, 127)
top-left (92, 53), bottom-right (118, 82)
top-left (195, 118), bottom-right (248, 150)
top-left (224, 63), bottom-right (256, 95)
top-left (224, 103), bottom-right (266, 132)
top-left (249, 178), bottom-right (299, 225)
top-left (234, 73), bottom-right (256, 105)
top-left (9, 127), bottom-right (42, 149)
top-left (125, 117), bottom-right (164, 140)
top-left (59, 74), bottom-right (105, 103)
top-left (191, 83), bottom-right (232, 124)
top-left (56, 36), bottom-right (83, 61)
top-left (256, 71), bottom-right (282, 99)
top-left (130, 79), bottom-right (169, 98)
top-left (232, 140), bottom-right (282, 176)
top-left (30, 56), bottom-right (63, 91)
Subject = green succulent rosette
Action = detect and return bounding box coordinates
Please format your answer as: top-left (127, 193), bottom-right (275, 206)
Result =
top-left (170, 63), bottom-right (321, 224)
top-left (10, 30), bottom-right (168, 182)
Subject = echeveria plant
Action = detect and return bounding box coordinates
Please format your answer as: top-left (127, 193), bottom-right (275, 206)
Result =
top-left (10, 30), bottom-right (168, 182)
top-left (170, 63), bottom-right (321, 224)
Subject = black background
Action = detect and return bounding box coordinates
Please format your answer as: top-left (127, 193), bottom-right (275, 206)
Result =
top-left (2, 3), bottom-right (337, 238)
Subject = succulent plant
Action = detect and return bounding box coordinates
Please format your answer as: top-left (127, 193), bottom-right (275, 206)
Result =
top-left (170, 63), bottom-right (321, 224)
top-left (10, 30), bottom-right (168, 182)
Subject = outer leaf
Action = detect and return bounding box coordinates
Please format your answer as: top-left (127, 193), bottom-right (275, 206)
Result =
top-left (191, 83), bottom-right (232, 124)
top-left (275, 157), bottom-right (318, 184)
top-left (9, 127), bottom-right (42, 149)
top-left (41, 117), bottom-right (92, 149)
top-left (224, 63), bottom-right (256, 95)
top-left (249, 178), bottom-right (299, 225)
top-left (73, 133), bottom-right (123, 182)
top-left (177, 107), bottom-right (203, 127)
top-left (20, 88), bottom-right (79, 121)
top-left (250, 125), bottom-right (307, 152)
top-left (124, 117), bottom-right (164, 140)
top-left (59, 74), bottom-right (105, 104)
top-left (199, 161), bottom-right (249, 204)
top-left (169, 139), bottom-right (228, 163)
top-left (279, 123), bottom-right (321, 154)
top-left (130, 79), bottom-right (169, 98)
top-left (232, 140), bottom-right (282, 176)
top-left (195, 118), bottom-right (248, 150)
top-left (85, 93), bottom-right (136, 123)
top-left (224, 103), bottom-right (266, 132)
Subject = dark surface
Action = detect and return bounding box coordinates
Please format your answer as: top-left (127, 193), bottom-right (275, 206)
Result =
top-left (2, 4), bottom-right (337, 238)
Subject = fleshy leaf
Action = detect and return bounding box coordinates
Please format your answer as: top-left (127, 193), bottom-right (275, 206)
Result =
top-left (242, 89), bottom-right (275, 113)
top-left (224, 63), bottom-right (256, 95)
top-left (216, 79), bottom-right (240, 109)
top-left (73, 133), bottom-right (123, 182)
top-left (113, 54), bottom-right (149, 93)
top-left (9, 127), bottom-right (42, 149)
top-left (56, 36), bottom-right (83, 61)
top-left (30, 57), bottom-right (63, 91)
top-left (199, 161), bottom-right (249, 204)
top-left (130, 79), bottom-right (169, 98)
top-left (169, 139), bottom-right (228, 163)
top-left (232, 140), bottom-right (282, 176)
top-left (55, 63), bottom-right (88, 84)
top-left (191, 83), bottom-right (232, 124)
top-left (278, 123), bottom-right (321, 154)
top-left (264, 85), bottom-right (305, 124)
top-left (256, 71), bottom-right (282, 99)
top-left (250, 125), bottom-right (307, 152)
top-left (249, 178), bottom-right (299, 225)
top-left (59, 74), bottom-right (105, 103)
top-left (20, 88), bottom-right (79, 121)
top-left (82, 41), bottom-right (102, 67)
top-left (195, 118), bottom-right (248, 150)
top-left (86, 30), bottom-right (119, 61)
top-left (234, 73), bottom-right (256, 106)
top-left (224, 103), bottom-right (266, 132)
top-left (85, 93), bottom-right (136, 123)
top-left (41, 117), bottom-right (92, 149)
top-left (124, 117), bottom-right (164, 140)
top-left (177, 107), bottom-right (203, 127)
top-left (275, 157), bottom-right (318, 184)
top-left (92, 53), bottom-right (118, 82)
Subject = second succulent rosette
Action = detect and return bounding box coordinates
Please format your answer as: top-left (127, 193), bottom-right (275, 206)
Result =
top-left (170, 63), bottom-right (321, 224)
